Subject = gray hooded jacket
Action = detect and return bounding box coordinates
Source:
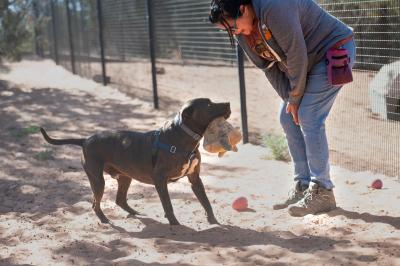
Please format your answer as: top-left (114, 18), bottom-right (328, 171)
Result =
top-left (236, 0), bottom-right (353, 104)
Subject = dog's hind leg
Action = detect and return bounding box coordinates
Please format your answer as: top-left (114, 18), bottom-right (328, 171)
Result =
top-left (82, 156), bottom-right (108, 223)
top-left (115, 175), bottom-right (140, 216)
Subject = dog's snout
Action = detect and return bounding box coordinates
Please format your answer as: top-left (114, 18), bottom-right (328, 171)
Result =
top-left (211, 102), bottom-right (231, 119)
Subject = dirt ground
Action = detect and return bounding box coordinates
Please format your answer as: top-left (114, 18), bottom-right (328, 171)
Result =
top-left (0, 59), bottom-right (399, 265)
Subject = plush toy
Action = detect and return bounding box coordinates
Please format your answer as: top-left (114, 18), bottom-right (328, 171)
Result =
top-left (203, 117), bottom-right (242, 157)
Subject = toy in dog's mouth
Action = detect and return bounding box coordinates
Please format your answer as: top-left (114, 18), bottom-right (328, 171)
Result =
top-left (203, 116), bottom-right (242, 157)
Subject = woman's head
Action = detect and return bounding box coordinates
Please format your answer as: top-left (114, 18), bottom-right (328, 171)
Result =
top-left (209, 0), bottom-right (255, 45)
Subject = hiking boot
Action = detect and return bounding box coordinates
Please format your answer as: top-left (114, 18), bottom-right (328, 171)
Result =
top-left (288, 182), bottom-right (336, 217)
top-left (273, 181), bottom-right (309, 210)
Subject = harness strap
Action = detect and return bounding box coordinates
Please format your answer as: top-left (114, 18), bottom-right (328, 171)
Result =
top-left (182, 151), bottom-right (197, 177)
top-left (151, 130), bottom-right (199, 168)
top-left (152, 130), bottom-right (176, 154)
top-left (152, 130), bottom-right (200, 176)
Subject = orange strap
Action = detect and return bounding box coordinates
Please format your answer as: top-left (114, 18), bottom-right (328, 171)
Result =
top-left (332, 35), bottom-right (353, 49)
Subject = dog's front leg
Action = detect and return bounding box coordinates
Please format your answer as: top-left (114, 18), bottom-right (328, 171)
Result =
top-left (153, 176), bottom-right (180, 225)
top-left (188, 172), bottom-right (219, 225)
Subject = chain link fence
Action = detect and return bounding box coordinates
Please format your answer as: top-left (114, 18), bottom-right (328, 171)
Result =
top-left (37, 0), bottom-right (399, 177)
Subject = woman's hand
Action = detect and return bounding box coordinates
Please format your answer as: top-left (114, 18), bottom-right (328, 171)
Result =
top-left (286, 102), bottom-right (299, 125)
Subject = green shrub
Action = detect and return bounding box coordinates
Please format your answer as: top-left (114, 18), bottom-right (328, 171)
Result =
top-left (10, 125), bottom-right (41, 138)
top-left (263, 134), bottom-right (290, 162)
top-left (34, 149), bottom-right (53, 161)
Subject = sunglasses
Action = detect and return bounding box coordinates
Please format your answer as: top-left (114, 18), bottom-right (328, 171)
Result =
top-left (219, 9), bottom-right (241, 47)
top-left (219, 17), bottom-right (238, 34)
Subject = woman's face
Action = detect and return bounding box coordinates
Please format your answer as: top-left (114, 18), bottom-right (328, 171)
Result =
top-left (217, 5), bottom-right (255, 36)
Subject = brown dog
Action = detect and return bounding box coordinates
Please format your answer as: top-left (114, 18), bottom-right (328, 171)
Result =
top-left (40, 98), bottom-right (231, 225)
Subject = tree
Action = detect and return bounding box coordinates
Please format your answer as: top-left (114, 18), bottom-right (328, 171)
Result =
top-left (0, 0), bottom-right (34, 61)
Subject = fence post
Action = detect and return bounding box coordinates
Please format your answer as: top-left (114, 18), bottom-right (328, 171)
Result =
top-left (96, 0), bottom-right (107, 86)
top-left (118, 1), bottom-right (126, 62)
top-left (146, 0), bottom-right (159, 109)
top-left (236, 44), bottom-right (249, 144)
top-left (50, 0), bottom-right (59, 64)
top-left (65, 0), bottom-right (76, 74)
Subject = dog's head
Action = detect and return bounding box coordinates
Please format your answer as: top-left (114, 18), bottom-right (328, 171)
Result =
top-left (178, 98), bottom-right (231, 135)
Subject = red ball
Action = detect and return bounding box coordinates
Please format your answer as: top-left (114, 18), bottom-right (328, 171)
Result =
top-left (371, 179), bottom-right (383, 189)
top-left (232, 197), bottom-right (248, 211)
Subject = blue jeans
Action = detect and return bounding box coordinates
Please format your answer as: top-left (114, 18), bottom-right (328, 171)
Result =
top-left (279, 40), bottom-right (356, 190)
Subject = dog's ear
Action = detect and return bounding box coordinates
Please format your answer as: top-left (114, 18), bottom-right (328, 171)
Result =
top-left (181, 105), bottom-right (194, 120)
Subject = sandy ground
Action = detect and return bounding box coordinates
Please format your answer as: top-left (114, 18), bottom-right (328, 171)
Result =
top-left (0, 59), bottom-right (399, 265)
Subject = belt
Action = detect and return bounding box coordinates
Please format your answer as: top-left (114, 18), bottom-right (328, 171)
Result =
top-left (332, 35), bottom-right (353, 49)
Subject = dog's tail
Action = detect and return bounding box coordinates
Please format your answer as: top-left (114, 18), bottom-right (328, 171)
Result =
top-left (40, 127), bottom-right (85, 147)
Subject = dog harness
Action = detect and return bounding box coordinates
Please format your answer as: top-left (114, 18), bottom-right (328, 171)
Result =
top-left (152, 130), bottom-right (178, 154)
top-left (151, 112), bottom-right (203, 172)
top-left (151, 129), bottom-right (200, 175)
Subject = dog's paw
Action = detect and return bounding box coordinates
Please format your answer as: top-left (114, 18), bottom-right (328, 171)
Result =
top-left (208, 216), bottom-right (220, 225)
top-left (99, 216), bottom-right (110, 224)
top-left (95, 211), bottom-right (110, 224)
top-left (168, 218), bottom-right (181, 226)
top-left (127, 212), bottom-right (144, 219)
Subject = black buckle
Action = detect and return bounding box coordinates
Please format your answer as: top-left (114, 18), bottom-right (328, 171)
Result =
top-left (170, 146), bottom-right (176, 154)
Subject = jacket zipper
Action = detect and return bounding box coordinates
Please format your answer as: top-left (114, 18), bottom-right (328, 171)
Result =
top-left (258, 21), bottom-right (289, 72)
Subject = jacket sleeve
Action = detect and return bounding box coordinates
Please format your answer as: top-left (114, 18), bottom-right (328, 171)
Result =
top-left (236, 35), bottom-right (291, 101)
top-left (261, 1), bottom-right (308, 105)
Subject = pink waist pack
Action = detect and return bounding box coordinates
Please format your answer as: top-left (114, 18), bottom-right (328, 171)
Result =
top-left (326, 47), bottom-right (353, 86)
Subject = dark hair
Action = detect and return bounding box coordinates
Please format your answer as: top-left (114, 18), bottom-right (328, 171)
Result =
top-left (209, 0), bottom-right (252, 46)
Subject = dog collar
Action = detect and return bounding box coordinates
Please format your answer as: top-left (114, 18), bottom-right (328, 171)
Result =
top-left (174, 114), bottom-right (202, 141)
top-left (179, 123), bottom-right (201, 141)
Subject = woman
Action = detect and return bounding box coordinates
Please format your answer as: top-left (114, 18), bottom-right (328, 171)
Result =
top-left (209, 0), bottom-right (356, 216)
